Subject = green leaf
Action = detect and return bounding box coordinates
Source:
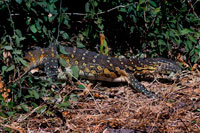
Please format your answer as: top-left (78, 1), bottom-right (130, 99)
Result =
top-left (78, 84), bottom-right (85, 89)
top-left (21, 103), bottom-right (29, 112)
top-left (1, 66), bottom-right (7, 75)
top-left (85, 2), bottom-right (90, 13)
top-left (42, 26), bottom-right (47, 35)
top-left (130, 26), bottom-right (134, 33)
top-left (188, 35), bottom-right (197, 43)
top-left (191, 120), bottom-right (196, 124)
top-left (6, 65), bottom-right (15, 72)
top-left (150, 1), bottom-right (157, 7)
top-left (63, 96), bottom-right (69, 102)
top-left (153, 8), bottom-right (160, 14)
top-left (36, 105), bottom-right (47, 113)
top-left (190, 48), bottom-right (195, 57)
top-left (77, 41), bottom-right (85, 48)
top-left (132, 15), bottom-right (137, 23)
top-left (158, 39), bottom-right (166, 46)
top-left (136, 5), bottom-right (140, 11)
top-left (59, 45), bottom-right (68, 55)
top-left (13, 49), bottom-right (22, 55)
top-left (93, 1), bottom-right (98, 6)
top-left (180, 29), bottom-right (191, 35)
top-left (117, 15), bottom-right (123, 22)
top-left (8, 101), bottom-right (14, 108)
top-left (57, 101), bottom-right (70, 108)
top-left (15, 35), bottom-right (20, 47)
top-left (15, 29), bottom-right (22, 37)
top-left (72, 66), bottom-right (79, 79)
top-left (169, 30), bottom-right (175, 38)
top-left (186, 40), bottom-right (193, 50)
top-left (139, 0), bottom-right (145, 4)
top-left (16, 0), bottom-right (22, 4)
top-left (59, 58), bottom-right (67, 67)
top-left (32, 90), bottom-right (39, 99)
top-left (6, 111), bottom-right (15, 116)
top-left (119, 8), bottom-right (127, 12)
top-left (83, 27), bottom-right (89, 38)
top-left (30, 25), bottom-right (37, 33)
top-left (4, 46), bottom-right (13, 50)
top-left (70, 93), bottom-right (78, 102)
top-left (35, 20), bottom-right (41, 30)
top-left (0, 95), bottom-right (4, 101)
top-left (62, 32), bottom-right (69, 40)
top-left (19, 57), bottom-right (29, 66)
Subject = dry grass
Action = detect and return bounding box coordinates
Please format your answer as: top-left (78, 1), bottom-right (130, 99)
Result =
top-left (1, 70), bottom-right (200, 132)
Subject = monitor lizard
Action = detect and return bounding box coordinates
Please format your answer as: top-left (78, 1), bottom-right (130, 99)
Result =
top-left (23, 44), bottom-right (181, 98)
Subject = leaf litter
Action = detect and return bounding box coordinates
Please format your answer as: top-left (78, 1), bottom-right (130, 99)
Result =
top-left (1, 70), bottom-right (200, 132)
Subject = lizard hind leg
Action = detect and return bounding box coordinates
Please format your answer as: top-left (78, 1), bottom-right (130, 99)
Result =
top-left (128, 74), bottom-right (158, 98)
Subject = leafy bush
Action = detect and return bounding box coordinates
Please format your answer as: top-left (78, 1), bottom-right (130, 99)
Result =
top-left (0, 0), bottom-right (199, 116)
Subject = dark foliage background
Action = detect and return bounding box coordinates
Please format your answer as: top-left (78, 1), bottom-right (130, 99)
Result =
top-left (0, 0), bottom-right (199, 120)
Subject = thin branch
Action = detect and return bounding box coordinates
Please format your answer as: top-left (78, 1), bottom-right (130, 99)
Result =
top-left (56, 0), bottom-right (62, 44)
top-left (65, 3), bottom-right (135, 16)
top-left (186, 0), bottom-right (199, 19)
top-left (5, 1), bottom-right (16, 36)
top-left (17, 104), bottom-right (45, 122)
top-left (1, 124), bottom-right (25, 133)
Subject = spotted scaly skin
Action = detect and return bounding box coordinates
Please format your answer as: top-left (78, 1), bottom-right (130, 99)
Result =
top-left (24, 45), bottom-right (181, 98)
top-left (24, 44), bottom-right (58, 80)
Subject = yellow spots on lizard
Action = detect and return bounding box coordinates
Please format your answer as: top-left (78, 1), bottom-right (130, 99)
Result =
top-left (104, 68), bottom-right (110, 74)
top-left (118, 69), bottom-right (128, 76)
top-left (51, 46), bottom-right (55, 57)
top-left (109, 63), bottom-right (113, 67)
top-left (94, 55), bottom-right (98, 59)
top-left (143, 64), bottom-right (158, 70)
top-left (128, 66), bottom-right (133, 70)
top-left (115, 67), bottom-right (128, 76)
top-left (107, 60), bottom-right (110, 63)
top-left (89, 65), bottom-right (95, 68)
top-left (82, 57), bottom-right (85, 60)
top-left (120, 61), bottom-right (124, 65)
top-left (82, 50), bottom-right (89, 57)
top-left (92, 59), bottom-right (96, 63)
top-left (124, 65), bottom-right (133, 71)
top-left (135, 66), bottom-right (143, 70)
top-left (73, 47), bottom-right (77, 54)
top-left (85, 67), bottom-right (90, 73)
top-left (103, 68), bottom-right (117, 78)
top-left (39, 48), bottom-right (45, 63)
top-left (83, 63), bottom-right (87, 67)
top-left (71, 54), bottom-right (74, 58)
top-left (97, 66), bottom-right (102, 71)
top-left (115, 67), bottom-right (120, 71)
top-left (66, 59), bottom-right (70, 63)
top-left (79, 70), bottom-right (84, 75)
top-left (61, 55), bottom-right (70, 63)
top-left (75, 61), bottom-right (78, 65)
top-left (28, 51), bottom-right (36, 65)
top-left (91, 70), bottom-right (96, 74)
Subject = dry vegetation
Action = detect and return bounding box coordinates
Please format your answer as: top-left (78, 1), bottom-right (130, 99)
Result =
top-left (0, 70), bottom-right (200, 132)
